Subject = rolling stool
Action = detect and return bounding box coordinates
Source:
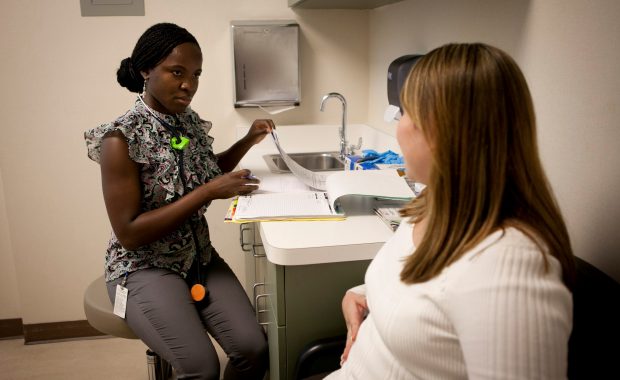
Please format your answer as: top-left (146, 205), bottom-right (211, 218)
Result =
top-left (83, 275), bottom-right (172, 380)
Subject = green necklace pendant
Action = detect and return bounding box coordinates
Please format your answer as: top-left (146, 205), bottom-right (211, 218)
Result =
top-left (170, 136), bottom-right (190, 150)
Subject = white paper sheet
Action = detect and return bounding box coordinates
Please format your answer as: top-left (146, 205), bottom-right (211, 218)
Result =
top-left (325, 169), bottom-right (415, 203)
top-left (255, 175), bottom-right (312, 194)
top-left (270, 130), bottom-right (330, 191)
top-left (235, 191), bottom-right (337, 220)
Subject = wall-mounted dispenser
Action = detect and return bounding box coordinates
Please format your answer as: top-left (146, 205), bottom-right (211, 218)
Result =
top-left (384, 54), bottom-right (423, 122)
top-left (231, 20), bottom-right (300, 108)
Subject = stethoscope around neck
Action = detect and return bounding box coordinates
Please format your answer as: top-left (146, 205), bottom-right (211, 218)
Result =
top-left (138, 94), bottom-right (190, 150)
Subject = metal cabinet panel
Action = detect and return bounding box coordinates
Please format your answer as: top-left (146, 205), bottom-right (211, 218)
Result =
top-left (80, 0), bottom-right (144, 16)
top-left (264, 259), bottom-right (370, 379)
top-left (289, 0), bottom-right (404, 9)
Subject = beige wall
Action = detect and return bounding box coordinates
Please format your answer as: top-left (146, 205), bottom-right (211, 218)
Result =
top-left (367, 0), bottom-right (620, 280)
top-left (1, 0), bottom-right (619, 325)
top-left (0, 0), bottom-right (368, 324)
top-left (0, 171), bottom-right (21, 319)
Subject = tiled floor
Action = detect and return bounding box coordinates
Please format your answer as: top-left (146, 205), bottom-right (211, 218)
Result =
top-left (0, 336), bottom-right (226, 380)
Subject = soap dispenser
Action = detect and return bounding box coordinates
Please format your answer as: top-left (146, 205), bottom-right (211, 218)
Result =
top-left (385, 54), bottom-right (423, 122)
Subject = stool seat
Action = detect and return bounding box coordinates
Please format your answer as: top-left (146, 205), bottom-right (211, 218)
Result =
top-left (84, 275), bottom-right (172, 379)
top-left (84, 275), bottom-right (138, 339)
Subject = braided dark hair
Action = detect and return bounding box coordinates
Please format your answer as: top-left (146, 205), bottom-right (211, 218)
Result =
top-left (117, 23), bottom-right (200, 93)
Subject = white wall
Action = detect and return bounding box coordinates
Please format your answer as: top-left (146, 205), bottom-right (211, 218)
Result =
top-left (368, 0), bottom-right (620, 279)
top-left (0, 0), bottom-right (368, 324)
top-left (1, 0), bottom-right (618, 326)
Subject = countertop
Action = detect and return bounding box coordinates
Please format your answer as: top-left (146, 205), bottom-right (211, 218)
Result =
top-left (238, 124), bottom-right (402, 266)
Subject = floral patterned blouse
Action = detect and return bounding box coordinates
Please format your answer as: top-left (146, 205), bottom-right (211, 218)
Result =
top-left (84, 98), bottom-right (222, 282)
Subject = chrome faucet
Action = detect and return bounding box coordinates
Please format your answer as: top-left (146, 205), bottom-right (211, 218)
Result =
top-left (320, 92), bottom-right (361, 159)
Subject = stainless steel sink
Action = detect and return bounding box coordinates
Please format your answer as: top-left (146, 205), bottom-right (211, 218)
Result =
top-left (263, 151), bottom-right (344, 173)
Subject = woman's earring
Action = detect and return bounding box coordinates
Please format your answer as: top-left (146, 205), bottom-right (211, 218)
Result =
top-left (142, 79), bottom-right (148, 97)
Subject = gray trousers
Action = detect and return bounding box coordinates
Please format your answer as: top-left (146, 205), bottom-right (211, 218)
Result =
top-left (107, 251), bottom-right (268, 380)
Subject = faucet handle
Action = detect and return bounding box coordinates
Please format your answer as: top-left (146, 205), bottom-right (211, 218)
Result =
top-left (348, 137), bottom-right (363, 155)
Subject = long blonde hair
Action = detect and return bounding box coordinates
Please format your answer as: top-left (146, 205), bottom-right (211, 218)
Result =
top-left (399, 43), bottom-right (575, 288)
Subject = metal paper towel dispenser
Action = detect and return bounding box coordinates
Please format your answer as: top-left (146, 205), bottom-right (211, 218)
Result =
top-left (231, 20), bottom-right (300, 108)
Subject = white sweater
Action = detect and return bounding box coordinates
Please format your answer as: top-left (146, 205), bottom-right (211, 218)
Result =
top-left (325, 222), bottom-right (572, 380)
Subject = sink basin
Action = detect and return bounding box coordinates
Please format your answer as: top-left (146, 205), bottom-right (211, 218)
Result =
top-left (263, 151), bottom-right (345, 173)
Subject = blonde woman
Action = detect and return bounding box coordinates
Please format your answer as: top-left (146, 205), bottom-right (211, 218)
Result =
top-left (328, 43), bottom-right (575, 379)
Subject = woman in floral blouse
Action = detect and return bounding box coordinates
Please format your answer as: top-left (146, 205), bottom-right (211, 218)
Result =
top-left (85, 23), bottom-right (269, 380)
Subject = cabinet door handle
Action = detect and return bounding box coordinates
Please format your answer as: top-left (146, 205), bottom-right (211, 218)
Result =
top-left (252, 282), bottom-right (265, 304)
top-left (239, 224), bottom-right (253, 252)
top-left (252, 244), bottom-right (266, 258)
top-left (255, 293), bottom-right (270, 326)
